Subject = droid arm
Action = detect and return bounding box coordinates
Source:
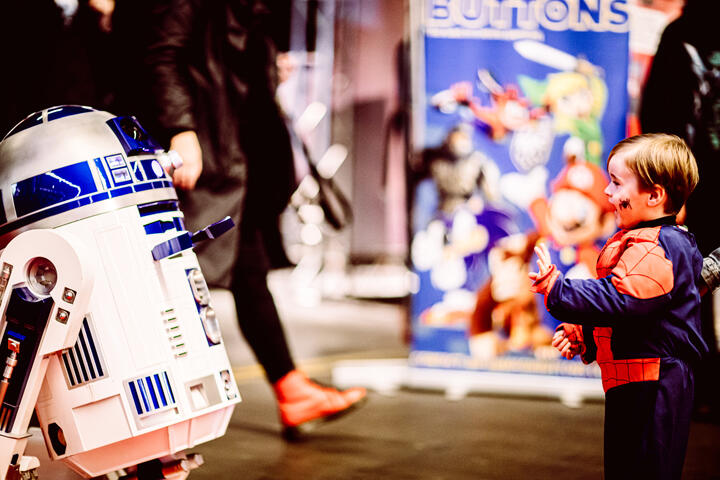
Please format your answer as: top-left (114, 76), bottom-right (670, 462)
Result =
top-left (0, 229), bottom-right (94, 480)
top-left (151, 216), bottom-right (235, 260)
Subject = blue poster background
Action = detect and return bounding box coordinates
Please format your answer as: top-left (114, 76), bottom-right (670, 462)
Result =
top-left (410, 0), bottom-right (629, 375)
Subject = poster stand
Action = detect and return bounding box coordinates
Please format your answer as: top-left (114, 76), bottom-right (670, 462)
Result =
top-left (332, 359), bottom-right (604, 408)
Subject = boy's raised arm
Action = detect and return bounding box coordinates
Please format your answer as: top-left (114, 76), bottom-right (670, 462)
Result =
top-left (530, 241), bottom-right (675, 326)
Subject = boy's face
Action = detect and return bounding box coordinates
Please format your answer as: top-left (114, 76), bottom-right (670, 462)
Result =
top-left (604, 150), bottom-right (650, 229)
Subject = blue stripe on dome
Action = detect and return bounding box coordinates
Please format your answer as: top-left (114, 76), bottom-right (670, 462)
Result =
top-left (46, 106), bottom-right (95, 122)
top-left (12, 162), bottom-right (98, 217)
top-left (93, 158), bottom-right (112, 189)
top-left (4, 106), bottom-right (96, 140)
top-left (141, 159), bottom-right (167, 181)
top-left (110, 186), bottom-right (133, 198)
top-left (92, 192), bottom-right (110, 202)
top-left (0, 181), bottom-right (175, 238)
top-left (131, 161), bottom-right (145, 181)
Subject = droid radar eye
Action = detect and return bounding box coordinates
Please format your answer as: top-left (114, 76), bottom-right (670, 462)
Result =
top-left (106, 115), bottom-right (162, 156)
top-left (118, 117), bottom-right (146, 142)
top-left (26, 257), bottom-right (57, 296)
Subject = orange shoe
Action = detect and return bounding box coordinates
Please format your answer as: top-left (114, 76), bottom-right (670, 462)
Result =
top-left (273, 370), bottom-right (367, 439)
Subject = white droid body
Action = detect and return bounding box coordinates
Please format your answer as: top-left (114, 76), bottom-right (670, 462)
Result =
top-left (0, 106), bottom-right (240, 478)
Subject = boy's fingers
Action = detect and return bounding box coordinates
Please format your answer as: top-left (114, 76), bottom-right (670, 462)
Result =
top-left (539, 243), bottom-right (551, 264)
top-left (536, 259), bottom-right (547, 273)
top-left (534, 246), bottom-right (544, 263)
top-left (535, 244), bottom-right (552, 271)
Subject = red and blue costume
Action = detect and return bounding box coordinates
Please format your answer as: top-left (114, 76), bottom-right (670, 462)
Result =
top-left (533, 216), bottom-right (708, 479)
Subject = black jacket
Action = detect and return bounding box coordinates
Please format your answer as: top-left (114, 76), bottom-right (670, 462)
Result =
top-left (640, 0), bottom-right (720, 257)
top-left (117, 0), bottom-right (295, 287)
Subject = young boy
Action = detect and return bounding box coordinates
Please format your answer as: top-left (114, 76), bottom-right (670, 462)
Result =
top-left (529, 133), bottom-right (708, 480)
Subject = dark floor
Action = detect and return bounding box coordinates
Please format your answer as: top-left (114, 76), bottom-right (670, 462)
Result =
top-left (185, 273), bottom-right (720, 480)
top-left (189, 374), bottom-right (720, 480)
top-left (26, 272), bottom-right (720, 479)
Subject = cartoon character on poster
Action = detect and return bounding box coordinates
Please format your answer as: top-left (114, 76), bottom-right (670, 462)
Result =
top-left (516, 40), bottom-right (609, 166)
top-left (413, 2), bottom-right (628, 369)
top-left (468, 147), bottom-right (616, 358)
top-left (411, 125), bottom-right (518, 330)
top-left (467, 231), bottom-right (546, 358)
top-left (527, 144), bottom-right (617, 328)
top-left (430, 65), bottom-right (557, 175)
top-left (431, 70), bottom-right (549, 144)
top-left (424, 76), bottom-right (557, 358)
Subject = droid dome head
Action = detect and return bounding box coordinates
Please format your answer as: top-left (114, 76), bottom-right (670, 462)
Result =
top-left (0, 105), bottom-right (177, 248)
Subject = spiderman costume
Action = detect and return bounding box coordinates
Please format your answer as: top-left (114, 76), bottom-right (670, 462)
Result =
top-left (533, 216), bottom-right (708, 479)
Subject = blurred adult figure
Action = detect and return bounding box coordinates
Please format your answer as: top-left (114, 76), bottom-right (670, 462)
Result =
top-left (641, 0), bottom-right (720, 422)
top-left (112, 0), bottom-right (366, 438)
top-left (0, 0), bottom-right (114, 135)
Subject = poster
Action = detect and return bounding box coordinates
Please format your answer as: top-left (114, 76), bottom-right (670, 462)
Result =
top-left (409, 0), bottom-right (630, 377)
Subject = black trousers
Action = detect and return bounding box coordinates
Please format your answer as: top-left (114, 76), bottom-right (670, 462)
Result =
top-left (230, 221), bottom-right (295, 384)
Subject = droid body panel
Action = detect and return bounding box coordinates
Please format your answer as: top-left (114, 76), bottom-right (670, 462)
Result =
top-left (0, 106), bottom-right (240, 478)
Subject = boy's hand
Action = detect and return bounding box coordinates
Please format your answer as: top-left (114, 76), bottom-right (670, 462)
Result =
top-left (552, 329), bottom-right (578, 359)
top-left (528, 242), bottom-right (552, 282)
top-left (552, 324), bottom-right (585, 360)
top-left (529, 242), bottom-right (560, 295)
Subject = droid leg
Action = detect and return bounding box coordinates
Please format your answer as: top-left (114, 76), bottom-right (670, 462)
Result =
top-left (120, 453), bottom-right (204, 480)
top-left (0, 229), bottom-right (95, 479)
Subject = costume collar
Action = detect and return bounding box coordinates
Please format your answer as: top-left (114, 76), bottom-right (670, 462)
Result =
top-left (633, 215), bottom-right (677, 229)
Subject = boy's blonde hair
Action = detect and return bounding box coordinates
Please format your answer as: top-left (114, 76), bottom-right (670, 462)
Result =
top-left (607, 133), bottom-right (699, 214)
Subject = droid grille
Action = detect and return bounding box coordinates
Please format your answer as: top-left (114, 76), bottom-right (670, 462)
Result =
top-left (61, 316), bottom-right (106, 387)
top-left (126, 371), bottom-right (176, 416)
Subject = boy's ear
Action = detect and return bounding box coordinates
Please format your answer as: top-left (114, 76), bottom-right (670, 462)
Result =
top-left (646, 184), bottom-right (667, 208)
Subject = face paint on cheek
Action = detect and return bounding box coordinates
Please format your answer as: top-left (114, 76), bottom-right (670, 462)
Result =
top-left (619, 198), bottom-right (631, 210)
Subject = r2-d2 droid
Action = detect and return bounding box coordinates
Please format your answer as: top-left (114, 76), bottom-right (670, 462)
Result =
top-left (0, 106), bottom-right (240, 479)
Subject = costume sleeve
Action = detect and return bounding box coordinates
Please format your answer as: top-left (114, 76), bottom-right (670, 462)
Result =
top-left (581, 325), bottom-right (596, 364)
top-left (144, 0), bottom-right (199, 135)
top-left (544, 240), bottom-right (675, 326)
